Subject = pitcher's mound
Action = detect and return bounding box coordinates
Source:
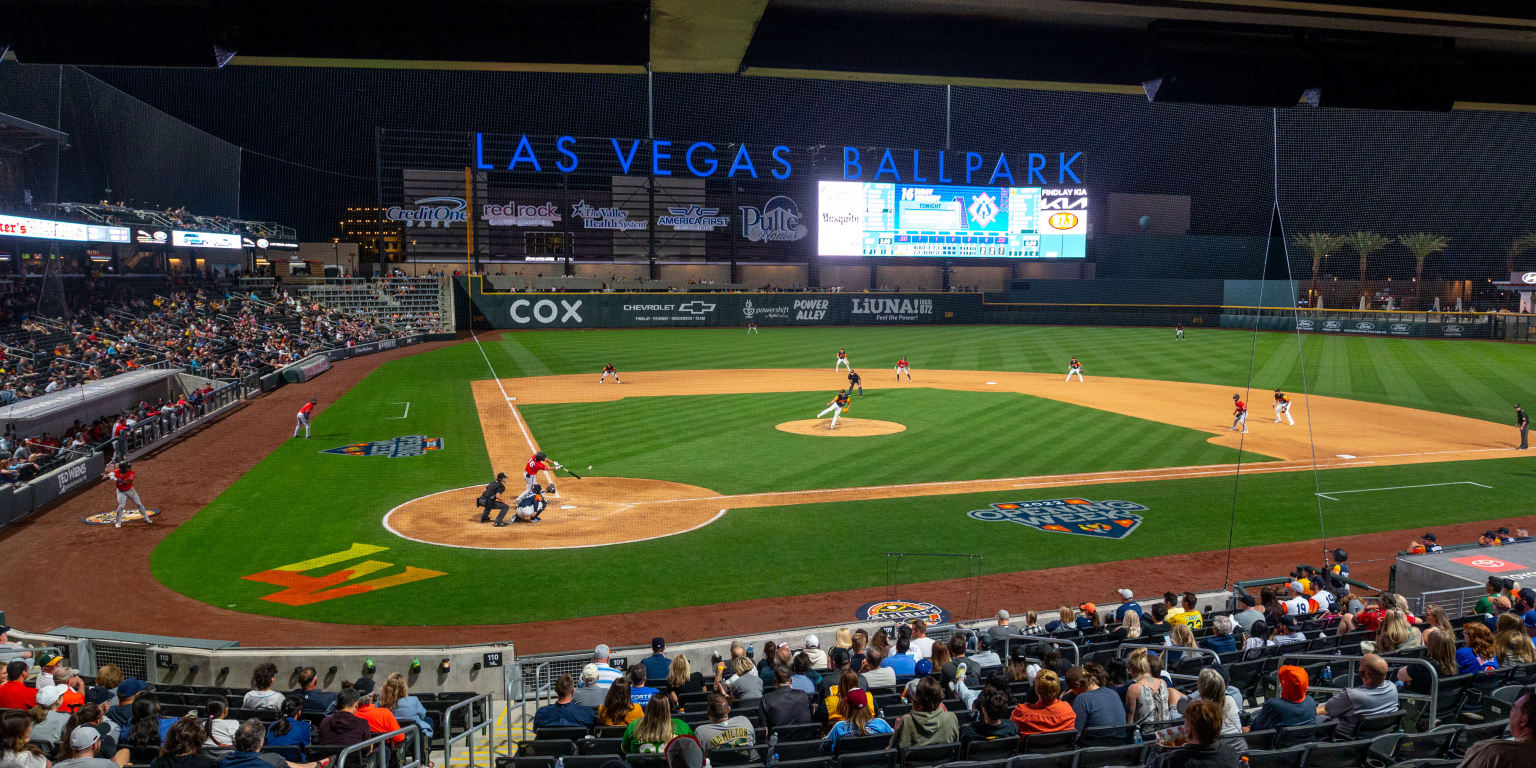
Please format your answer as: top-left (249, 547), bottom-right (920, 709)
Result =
top-left (775, 418), bottom-right (907, 437)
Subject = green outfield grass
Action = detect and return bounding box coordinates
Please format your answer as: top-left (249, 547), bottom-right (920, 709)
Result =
top-left (149, 325), bottom-right (1536, 625)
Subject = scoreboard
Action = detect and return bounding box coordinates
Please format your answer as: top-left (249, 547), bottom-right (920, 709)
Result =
top-left (817, 181), bottom-right (1087, 259)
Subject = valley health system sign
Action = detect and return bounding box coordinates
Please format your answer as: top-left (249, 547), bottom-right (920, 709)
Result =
top-left (472, 134), bottom-right (1084, 185)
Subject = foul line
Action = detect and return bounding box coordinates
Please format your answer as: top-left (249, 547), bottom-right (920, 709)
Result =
top-left (1316, 480), bottom-right (1492, 502)
top-left (470, 330), bottom-right (553, 485)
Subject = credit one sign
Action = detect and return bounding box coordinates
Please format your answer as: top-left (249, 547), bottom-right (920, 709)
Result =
top-left (171, 230), bottom-right (243, 249)
top-left (0, 214), bottom-right (129, 243)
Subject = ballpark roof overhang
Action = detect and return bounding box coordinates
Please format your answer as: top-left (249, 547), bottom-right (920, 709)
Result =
top-left (5, 0), bottom-right (1536, 109)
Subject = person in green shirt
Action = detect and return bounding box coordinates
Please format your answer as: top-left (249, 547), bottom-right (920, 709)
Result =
top-left (620, 696), bottom-right (692, 754)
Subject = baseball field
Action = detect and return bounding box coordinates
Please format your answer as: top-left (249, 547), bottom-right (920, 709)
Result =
top-left (147, 325), bottom-right (1535, 638)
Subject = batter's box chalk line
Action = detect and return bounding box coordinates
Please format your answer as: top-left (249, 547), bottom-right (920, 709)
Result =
top-left (1337, 454), bottom-right (1357, 459)
top-left (559, 504), bottom-right (578, 510)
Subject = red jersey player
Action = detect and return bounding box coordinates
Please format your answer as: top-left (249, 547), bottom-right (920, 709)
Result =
top-left (294, 398), bottom-right (317, 439)
top-left (524, 450), bottom-right (565, 495)
top-left (1231, 394), bottom-right (1249, 433)
top-left (895, 357), bottom-right (912, 381)
top-left (105, 461), bottom-right (151, 528)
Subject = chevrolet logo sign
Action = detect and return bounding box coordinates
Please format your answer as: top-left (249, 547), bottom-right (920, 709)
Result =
top-left (678, 301), bottom-right (715, 314)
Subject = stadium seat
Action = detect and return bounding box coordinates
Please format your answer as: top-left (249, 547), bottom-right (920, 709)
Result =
top-left (562, 756), bottom-right (621, 768)
top-left (1006, 752), bottom-right (1076, 768)
top-left (776, 758), bottom-right (833, 768)
top-left (1075, 724), bottom-right (1136, 748)
top-left (772, 724), bottom-right (823, 742)
top-left (1237, 745), bottom-right (1307, 768)
top-left (776, 740), bottom-right (828, 761)
top-left (1273, 721), bottom-right (1337, 748)
top-left (1424, 673), bottom-right (1475, 725)
top-left (625, 754), bottom-right (667, 768)
top-left (833, 734), bottom-right (893, 755)
top-left (1484, 684), bottom-right (1523, 720)
top-left (579, 738), bottom-right (624, 755)
top-left (1448, 719), bottom-right (1510, 757)
top-left (938, 760), bottom-right (1008, 768)
top-left (535, 727), bottom-right (591, 742)
top-left (595, 726), bottom-right (631, 738)
top-left (1239, 729), bottom-right (1278, 750)
top-left (1018, 731), bottom-right (1076, 754)
top-left (1298, 738), bottom-right (1376, 767)
top-left (960, 737), bottom-right (1018, 760)
top-left (710, 745), bottom-right (771, 766)
top-left (1354, 709), bottom-right (1405, 739)
top-left (1071, 743), bottom-right (1146, 768)
top-left (502, 757), bottom-right (555, 768)
top-left (839, 747), bottom-right (898, 768)
top-left (897, 741), bottom-right (959, 767)
top-left (1375, 724), bottom-right (1462, 762)
top-left (518, 739), bottom-right (578, 756)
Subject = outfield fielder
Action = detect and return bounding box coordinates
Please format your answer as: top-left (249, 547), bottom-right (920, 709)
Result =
top-left (293, 398), bottom-right (316, 438)
top-left (105, 461), bottom-right (152, 528)
top-left (1231, 394), bottom-right (1249, 433)
top-left (1273, 389), bottom-right (1294, 425)
top-left (817, 389), bottom-right (851, 430)
top-left (1065, 357), bottom-right (1084, 382)
top-left (835, 348), bottom-right (850, 372)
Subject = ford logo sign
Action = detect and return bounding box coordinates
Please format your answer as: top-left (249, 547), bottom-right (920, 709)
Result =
top-left (1296, 319), bottom-right (1314, 329)
top-left (1523, 272), bottom-right (1536, 284)
top-left (1356, 322), bottom-right (1375, 330)
top-left (1391, 324), bottom-right (1410, 332)
top-left (1323, 320), bottom-right (1342, 329)
top-left (1445, 325), bottom-right (1464, 333)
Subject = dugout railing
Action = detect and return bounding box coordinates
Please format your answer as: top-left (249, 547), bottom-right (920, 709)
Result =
top-left (333, 724), bottom-right (423, 768)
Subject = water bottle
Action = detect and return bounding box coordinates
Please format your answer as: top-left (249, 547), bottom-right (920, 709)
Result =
top-left (748, 643), bottom-right (755, 660)
top-left (767, 753), bottom-right (779, 768)
top-left (554, 758), bottom-right (564, 768)
top-left (1133, 728), bottom-right (1143, 745)
top-left (1322, 665), bottom-right (1333, 683)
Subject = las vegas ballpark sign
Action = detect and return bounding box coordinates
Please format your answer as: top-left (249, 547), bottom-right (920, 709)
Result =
top-left (968, 498), bottom-right (1147, 539)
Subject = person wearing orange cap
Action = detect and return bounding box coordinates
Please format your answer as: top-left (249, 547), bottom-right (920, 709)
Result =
top-left (1251, 665), bottom-right (1318, 731)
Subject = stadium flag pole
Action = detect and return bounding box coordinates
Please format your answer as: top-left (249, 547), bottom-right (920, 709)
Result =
top-left (465, 165), bottom-right (475, 278)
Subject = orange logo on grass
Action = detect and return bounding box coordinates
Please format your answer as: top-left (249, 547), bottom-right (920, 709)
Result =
top-left (242, 543), bottom-right (446, 606)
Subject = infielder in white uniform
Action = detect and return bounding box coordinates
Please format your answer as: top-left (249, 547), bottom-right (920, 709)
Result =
top-left (1065, 358), bottom-right (1084, 382)
top-left (834, 348), bottom-right (850, 372)
top-left (599, 363), bottom-right (621, 383)
top-left (817, 389), bottom-right (851, 430)
top-left (1273, 389), bottom-right (1295, 425)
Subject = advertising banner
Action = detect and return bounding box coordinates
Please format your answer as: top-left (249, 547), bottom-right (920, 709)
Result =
top-left (464, 280), bottom-right (981, 329)
top-left (281, 354), bottom-right (333, 384)
top-left (1224, 313), bottom-right (1491, 339)
top-left (172, 230), bottom-right (243, 249)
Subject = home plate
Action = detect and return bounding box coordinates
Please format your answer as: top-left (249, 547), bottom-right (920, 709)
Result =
top-left (1337, 454), bottom-right (1357, 459)
top-left (560, 504), bottom-right (578, 510)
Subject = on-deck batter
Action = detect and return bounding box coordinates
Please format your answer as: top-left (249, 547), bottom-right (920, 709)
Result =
top-left (817, 389), bottom-right (851, 430)
top-left (105, 461), bottom-right (151, 528)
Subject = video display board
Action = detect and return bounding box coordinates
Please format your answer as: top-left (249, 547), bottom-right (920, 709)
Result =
top-left (818, 181), bottom-right (1087, 258)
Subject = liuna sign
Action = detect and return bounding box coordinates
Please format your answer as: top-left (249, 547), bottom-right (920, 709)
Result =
top-left (472, 134), bottom-right (1083, 184)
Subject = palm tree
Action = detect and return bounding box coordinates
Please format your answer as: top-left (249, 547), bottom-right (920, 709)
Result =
top-left (1398, 233), bottom-right (1451, 283)
top-left (1291, 232), bottom-right (1340, 307)
top-left (1508, 232), bottom-right (1536, 274)
top-left (1339, 231), bottom-right (1391, 282)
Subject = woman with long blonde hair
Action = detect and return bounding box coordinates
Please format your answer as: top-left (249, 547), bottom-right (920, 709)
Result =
top-left (1494, 613), bottom-right (1536, 665)
top-left (620, 695), bottom-right (691, 754)
top-left (1115, 611), bottom-right (1142, 641)
top-left (380, 672), bottom-right (433, 739)
top-left (665, 655), bottom-right (705, 707)
top-left (1420, 605), bottom-right (1453, 640)
top-left (833, 628), bottom-right (853, 649)
top-left (1374, 610), bottom-right (1420, 654)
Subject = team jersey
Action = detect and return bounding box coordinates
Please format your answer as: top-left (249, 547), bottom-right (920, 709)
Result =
top-left (1235, 400), bottom-right (1247, 413)
top-left (603, 365), bottom-right (616, 373)
top-left (848, 372), bottom-right (861, 384)
top-left (897, 359), bottom-right (908, 368)
top-left (525, 457), bottom-right (548, 475)
top-left (837, 351), bottom-right (846, 359)
top-left (111, 469), bottom-right (135, 492)
top-left (1069, 359), bottom-right (1081, 369)
top-left (517, 489), bottom-right (545, 509)
top-left (1275, 392), bottom-right (1288, 403)
top-left (299, 401), bottom-right (315, 417)
top-left (835, 393), bottom-right (850, 407)
top-left (480, 480), bottom-right (505, 502)
top-left (1166, 610), bottom-right (1204, 631)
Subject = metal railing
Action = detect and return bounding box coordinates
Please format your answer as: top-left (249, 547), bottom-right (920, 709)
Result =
top-left (995, 636), bottom-right (1080, 665)
top-left (113, 379), bottom-right (246, 462)
top-left (1414, 585), bottom-right (1489, 617)
top-left (441, 693), bottom-right (494, 768)
top-left (332, 724), bottom-right (423, 768)
top-left (506, 661), bottom-right (550, 751)
top-left (1277, 652), bottom-right (1441, 731)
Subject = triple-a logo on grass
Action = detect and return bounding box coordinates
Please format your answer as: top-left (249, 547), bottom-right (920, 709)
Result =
top-left (323, 436), bottom-right (444, 458)
top-left (855, 600), bottom-right (950, 626)
top-left (968, 497), bottom-right (1147, 539)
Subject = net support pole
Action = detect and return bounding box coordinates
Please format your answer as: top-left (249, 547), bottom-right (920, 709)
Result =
top-left (465, 165), bottom-right (475, 277)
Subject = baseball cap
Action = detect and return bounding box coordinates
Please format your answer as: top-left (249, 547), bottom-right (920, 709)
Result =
top-left (69, 726), bottom-right (102, 751)
top-left (1080, 602), bottom-right (1097, 614)
top-left (845, 687), bottom-right (869, 709)
top-left (1423, 532), bottom-right (1437, 541)
top-left (581, 663), bottom-right (600, 683)
top-left (663, 735), bottom-right (704, 768)
top-left (495, 472), bottom-right (508, 480)
top-left (353, 676), bottom-right (376, 695)
top-left (652, 637), bottom-right (666, 652)
top-left (117, 678), bottom-right (147, 698)
top-left (85, 688), bottom-right (115, 706)
top-left (1523, 611), bottom-right (1536, 629)
top-left (36, 684), bottom-right (69, 708)
top-left (1117, 588), bottom-right (1134, 600)
top-left (595, 644), bottom-right (611, 659)
top-left (1239, 593), bottom-right (1256, 607)
top-left (37, 650), bottom-right (62, 667)
top-left (1287, 581), bottom-right (1305, 593)
top-left (914, 659), bottom-right (934, 677)
top-left (1521, 588), bottom-right (1536, 607)
top-left (1277, 665), bottom-right (1309, 703)
top-left (1278, 616), bottom-right (1297, 631)
top-left (804, 634), bottom-right (819, 648)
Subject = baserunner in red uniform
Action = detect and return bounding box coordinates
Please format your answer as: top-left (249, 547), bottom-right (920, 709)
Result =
top-left (105, 461), bottom-right (151, 528)
top-left (895, 357), bottom-right (912, 382)
top-left (1231, 394), bottom-right (1249, 433)
top-left (293, 398), bottom-right (317, 439)
top-left (524, 450), bottom-right (565, 495)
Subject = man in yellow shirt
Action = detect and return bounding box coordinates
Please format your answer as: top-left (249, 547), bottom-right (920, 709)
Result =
top-left (1165, 591), bottom-right (1204, 631)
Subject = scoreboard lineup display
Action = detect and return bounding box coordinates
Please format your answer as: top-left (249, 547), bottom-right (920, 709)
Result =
top-left (817, 181), bottom-right (1088, 259)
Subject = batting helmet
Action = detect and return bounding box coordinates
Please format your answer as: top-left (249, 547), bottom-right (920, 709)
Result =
top-left (1232, 394), bottom-right (1240, 400)
top-left (1332, 548), bottom-right (1348, 563)
top-left (534, 451), bottom-right (546, 460)
top-left (118, 462), bottom-right (132, 471)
